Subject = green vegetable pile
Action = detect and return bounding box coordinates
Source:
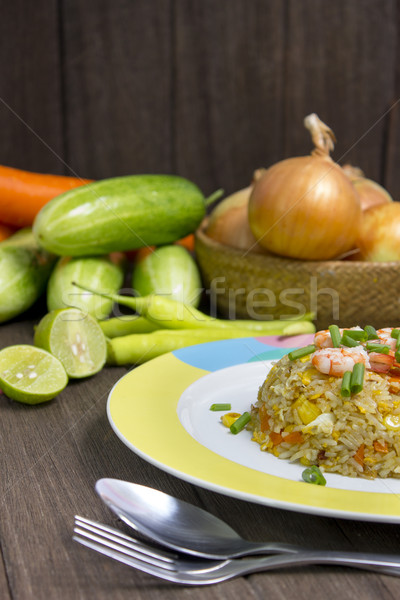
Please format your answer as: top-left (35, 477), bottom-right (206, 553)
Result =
top-left (0, 173), bottom-right (316, 403)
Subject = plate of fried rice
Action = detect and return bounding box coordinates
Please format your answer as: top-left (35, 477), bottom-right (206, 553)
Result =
top-left (251, 354), bottom-right (400, 480)
top-left (107, 331), bottom-right (400, 523)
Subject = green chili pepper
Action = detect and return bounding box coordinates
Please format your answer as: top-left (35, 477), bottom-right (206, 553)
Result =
top-left (301, 465), bottom-right (326, 486)
top-left (99, 315), bottom-right (159, 338)
top-left (73, 283), bottom-right (315, 336)
top-left (106, 328), bottom-right (289, 365)
top-left (391, 329), bottom-right (400, 339)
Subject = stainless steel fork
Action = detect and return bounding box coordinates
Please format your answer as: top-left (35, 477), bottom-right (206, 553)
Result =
top-left (73, 516), bottom-right (400, 585)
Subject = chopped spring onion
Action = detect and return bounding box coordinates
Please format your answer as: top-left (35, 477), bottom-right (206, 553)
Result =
top-left (344, 329), bottom-right (367, 342)
top-left (340, 371), bottom-right (352, 397)
top-left (230, 412), bottom-right (251, 434)
top-left (364, 325), bottom-right (379, 340)
top-left (210, 403), bottom-right (232, 411)
top-left (366, 342), bottom-right (390, 354)
top-left (391, 328), bottom-right (400, 339)
top-left (394, 336), bottom-right (400, 362)
top-left (341, 334), bottom-right (360, 347)
top-left (328, 324), bottom-right (341, 347)
top-left (288, 344), bottom-right (316, 361)
top-left (301, 465), bottom-right (326, 486)
top-left (350, 363), bottom-right (365, 394)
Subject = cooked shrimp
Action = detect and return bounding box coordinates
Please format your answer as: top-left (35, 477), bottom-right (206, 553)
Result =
top-left (368, 351), bottom-right (394, 374)
top-left (312, 346), bottom-right (370, 377)
top-left (314, 330), bottom-right (335, 349)
top-left (376, 328), bottom-right (398, 351)
top-left (314, 326), bottom-right (363, 349)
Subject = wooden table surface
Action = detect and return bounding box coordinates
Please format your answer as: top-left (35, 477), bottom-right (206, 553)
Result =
top-left (2, 311), bottom-right (400, 600)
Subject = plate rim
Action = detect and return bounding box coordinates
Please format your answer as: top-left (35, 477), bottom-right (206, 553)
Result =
top-left (107, 336), bottom-right (400, 523)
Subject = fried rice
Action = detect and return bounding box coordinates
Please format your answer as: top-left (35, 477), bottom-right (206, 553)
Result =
top-left (250, 354), bottom-right (400, 478)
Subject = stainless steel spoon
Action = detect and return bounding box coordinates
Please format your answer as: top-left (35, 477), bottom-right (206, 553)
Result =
top-left (95, 478), bottom-right (300, 559)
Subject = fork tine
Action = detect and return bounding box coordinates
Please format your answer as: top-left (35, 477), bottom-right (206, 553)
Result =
top-left (74, 515), bottom-right (174, 560)
top-left (74, 517), bottom-right (176, 569)
top-left (73, 532), bottom-right (219, 586)
top-left (75, 516), bottom-right (139, 543)
top-left (73, 533), bottom-right (189, 583)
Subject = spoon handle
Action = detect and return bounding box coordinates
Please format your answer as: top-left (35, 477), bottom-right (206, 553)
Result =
top-left (240, 541), bottom-right (305, 556)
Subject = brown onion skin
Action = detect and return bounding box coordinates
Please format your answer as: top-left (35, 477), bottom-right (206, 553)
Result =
top-left (352, 178), bottom-right (393, 211)
top-left (205, 186), bottom-right (267, 253)
top-left (342, 164), bottom-right (393, 211)
top-left (355, 203), bottom-right (400, 261)
top-left (248, 155), bottom-right (362, 260)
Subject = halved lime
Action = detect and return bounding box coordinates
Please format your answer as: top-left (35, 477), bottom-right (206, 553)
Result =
top-left (0, 345), bottom-right (68, 404)
top-left (34, 308), bottom-right (107, 378)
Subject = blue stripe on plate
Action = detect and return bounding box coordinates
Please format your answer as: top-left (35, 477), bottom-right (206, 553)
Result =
top-left (172, 337), bottom-right (292, 371)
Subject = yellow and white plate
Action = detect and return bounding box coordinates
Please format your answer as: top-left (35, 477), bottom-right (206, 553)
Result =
top-left (107, 335), bottom-right (400, 523)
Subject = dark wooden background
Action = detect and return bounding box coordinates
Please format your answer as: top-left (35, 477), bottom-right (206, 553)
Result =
top-left (0, 0), bottom-right (399, 201)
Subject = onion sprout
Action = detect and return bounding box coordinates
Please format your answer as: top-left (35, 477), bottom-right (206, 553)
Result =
top-left (288, 345), bottom-right (316, 361)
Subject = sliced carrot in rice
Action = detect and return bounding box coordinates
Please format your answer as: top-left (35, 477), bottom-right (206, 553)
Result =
top-left (282, 431), bottom-right (304, 445)
top-left (269, 431), bottom-right (283, 446)
top-left (259, 405), bottom-right (270, 432)
top-left (353, 443), bottom-right (365, 465)
top-left (373, 440), bottom-right (389, 453)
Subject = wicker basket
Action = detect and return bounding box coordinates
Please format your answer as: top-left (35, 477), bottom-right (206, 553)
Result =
top-left (195, 219), bottom-right (400, 330)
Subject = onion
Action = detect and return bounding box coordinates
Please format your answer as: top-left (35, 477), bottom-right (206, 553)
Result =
top-left (355, 203), bottom-right (400, 261)
top-left (248, 114), bottom-right (362, 260)
top-left (342, 164), bottom-right (393, 211)
top-left (205, 185), bottom-right (268, 253)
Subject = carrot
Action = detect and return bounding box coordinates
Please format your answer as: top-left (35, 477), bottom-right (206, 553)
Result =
top-left (0, 164), bottom-right (93, 227)
top-left (124, 249), bottom-right (139, 262)
top-left (258, 405), bottom-right (270, 433)
top-left (353, 443), bottom-right (365, 465)
top-left (0, 223), bottom-right (16, 242)
top-left (282, 431), bottom-right (304, 445)
top-left (125, 233), bottom-right (195, 262)
top-left (124, 244), bottom-right (154, 263)
top-left (127, 236), bottom-right (195, 263)
top-left (175, 233), bottom-right (195, 252)
top-left (373, 440), bottom-right (389, 453)
top-left (269, 431), bottom-right (283, 446)
top-left (134, 246), bottom-right (156, 262)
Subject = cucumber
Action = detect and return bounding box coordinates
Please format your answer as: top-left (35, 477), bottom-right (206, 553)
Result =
top-left (47, 254), bottom-right (125, 320)
top-left (33, 175), bottom-right (215, 256)
top-left (0, 229), bottom-right (56, 323)
top-left (132, 245), bottom-right (202, 307)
